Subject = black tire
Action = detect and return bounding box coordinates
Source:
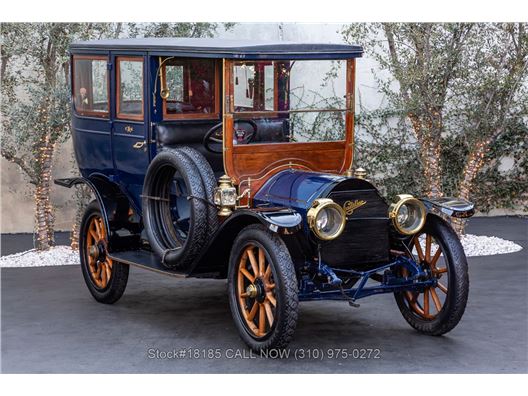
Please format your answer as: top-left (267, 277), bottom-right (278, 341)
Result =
top-left (79, 201), bottom-right (129, 304)
top-left (142, 148), bottom-right (208, 269)
top-left (175, 146), bottom-right (219, 236)
top-left (394, 214), bottom-right (469, 335)
top-left (228, 224), bottom-right (299, 352)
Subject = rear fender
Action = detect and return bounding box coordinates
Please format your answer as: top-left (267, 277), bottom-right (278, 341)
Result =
top-left (54, 175), bottom-right (141, 249)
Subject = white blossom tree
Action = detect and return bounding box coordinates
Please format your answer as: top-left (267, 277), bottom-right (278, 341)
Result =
top-left (343, 23), bottom-right (528, 233)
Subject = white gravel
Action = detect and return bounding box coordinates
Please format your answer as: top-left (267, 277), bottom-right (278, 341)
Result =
top-left (0, 246), bottom-right (80, 268)
top-left (459, 234), bottom-right (523, 257)
top-left (0, 234), bottom-right (523, 268)
top-left (415, 233), bottom-right (522, 258)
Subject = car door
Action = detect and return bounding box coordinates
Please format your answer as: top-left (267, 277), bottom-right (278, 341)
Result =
top-left (111, 54), bottom-right (150, 211)
top-left (71, 54), bottom-right (113, 178)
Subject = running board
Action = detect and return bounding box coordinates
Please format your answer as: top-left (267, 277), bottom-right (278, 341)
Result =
top-left (107, 250), bottom-right (188, 278)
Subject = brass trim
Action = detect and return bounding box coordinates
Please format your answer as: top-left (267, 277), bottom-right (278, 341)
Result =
top-left (88, 245), bottom-right (99, 259)
top-left (354, 167), bottom-right (367, 179)
top-left (133, 141), bottom-right (146, 149)
top-left (152, 56), bottom-right (175, 108)
top-left (246, 284), bottom-right (258, 299)
top-left (388, 194), bottom-right (427, 235)
top-left (307, 198), bottom-right (346, 241)
top-left (343, 199), bottom-right (366, 216)
top-left (215, 174), bottom-right (236, 217)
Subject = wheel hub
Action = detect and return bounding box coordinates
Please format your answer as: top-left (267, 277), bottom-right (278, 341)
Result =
top-left (88, 245), bottom-right (99, 259)
top-left (246, 278), bottom-right (266, 303)
top-left (89, 242), bottom-right (106, 261)
top-left (246, 284), bottom-right (258, 298)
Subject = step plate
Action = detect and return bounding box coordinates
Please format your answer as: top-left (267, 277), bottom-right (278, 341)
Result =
top-left (108, 250), bottom-right (188, 278)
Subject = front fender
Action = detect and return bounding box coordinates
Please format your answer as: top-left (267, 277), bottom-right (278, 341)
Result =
top-left (247, 207), bottom-right (303, 233)
top-left (189, 207), bottom-right (302, 276)
top-left (420, 197), bottom-right (475, 219)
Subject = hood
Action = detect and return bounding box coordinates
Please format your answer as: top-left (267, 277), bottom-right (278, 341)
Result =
top-left (252, 170), bottom-right (345, 211)
top-left (252, 169), bottom-right (384, 213)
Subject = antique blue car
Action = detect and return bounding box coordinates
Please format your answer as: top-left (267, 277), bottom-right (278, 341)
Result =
top-left (56, 38), bottom-right (474, 351)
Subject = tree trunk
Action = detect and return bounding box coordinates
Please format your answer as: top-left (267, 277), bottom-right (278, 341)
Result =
top-left (420, 138), bottom-right (443, 198)
top-left (34, 139), bottom-right (55, 250)
top-left (408, 113), bottom-right (443, 198)
top-left (451, 140), bottom-right (489, 235)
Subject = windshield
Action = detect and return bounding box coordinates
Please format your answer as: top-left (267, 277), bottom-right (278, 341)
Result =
top-left (230, 60), bottom-right (350, 144)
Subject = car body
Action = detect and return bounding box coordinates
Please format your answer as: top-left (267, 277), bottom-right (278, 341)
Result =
top-left (56, 38), bottom-right (474, 351)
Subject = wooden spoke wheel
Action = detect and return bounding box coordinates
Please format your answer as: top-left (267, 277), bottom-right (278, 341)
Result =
top-left (79, 201), bottom-right (129, 304)
top-left (394, 215), bottom-right (469, 336)
top-left (402, 233), bottom-right (449, 320)
top-left (237, 244), bottom-right (277, 338)
top-left (228, 224), bottom-right (298, 351)
top-left (85, 215), bottom-right (113, 289)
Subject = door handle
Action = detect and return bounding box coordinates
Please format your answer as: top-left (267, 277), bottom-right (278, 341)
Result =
top-left (133, 141), bottom-right (146, 149)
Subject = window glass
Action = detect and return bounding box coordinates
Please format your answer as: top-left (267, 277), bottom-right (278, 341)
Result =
top-left (73, 57), bottom-right (108, 117)
top-left (165, 65), bottom-right (184, 101)
top-left (117, 58), bottom-right (143, 119)
top-left (233, 63), bottom-right (275, 111)
top-left (232, 60), bottom-right (349, 144)
top-left (163, 59), bottom-right (217, 117)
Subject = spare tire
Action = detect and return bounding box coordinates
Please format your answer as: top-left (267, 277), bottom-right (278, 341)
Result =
top-left (176, 146), bottom-right (220, 236)
top-left (142, 148), bottom-right (208, 269)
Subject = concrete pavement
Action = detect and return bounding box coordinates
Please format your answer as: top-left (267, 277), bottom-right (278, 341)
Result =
top-left (1, 217), bottom-right (527, 373)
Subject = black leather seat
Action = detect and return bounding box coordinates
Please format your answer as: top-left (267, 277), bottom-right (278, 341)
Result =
top-left (155, 121), bottom-right (224, 175)
top-left (155, 118), bottom-right (290, 177)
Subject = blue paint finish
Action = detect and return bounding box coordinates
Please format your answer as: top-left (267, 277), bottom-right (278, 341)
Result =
top-left (72, 114), bottom-right (114, 179)
top-left (71, 38), bottom-right (364, 60)
top-left (253, 170), bottom-right (345, 234)
top-left (298, 255), bottom-right (436, 302)
top-left (253, 170), bottom-right (345, 210)
top-left (109, 53), bottom-right (151, 213)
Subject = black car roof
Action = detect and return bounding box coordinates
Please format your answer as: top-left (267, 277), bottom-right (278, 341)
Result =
top-left (70, 38), bottom-right (363, 60)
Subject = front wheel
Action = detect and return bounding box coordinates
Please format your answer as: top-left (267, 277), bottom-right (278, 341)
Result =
top-left (228, 225), bottom-right (299, 352)
top-left (394, 214), bottom-right (469, 335)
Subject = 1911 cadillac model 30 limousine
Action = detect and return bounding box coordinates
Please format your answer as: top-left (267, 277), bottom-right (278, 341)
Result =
top-left (55, 38), bottom-right (475, 351)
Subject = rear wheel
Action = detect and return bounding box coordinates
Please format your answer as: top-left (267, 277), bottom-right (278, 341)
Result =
top-left (228, 225), bottom-right (298, 352)
top-left (79, 201), bottom-right (129, 304)
top-left (394, 214), bottom-right (469, 335)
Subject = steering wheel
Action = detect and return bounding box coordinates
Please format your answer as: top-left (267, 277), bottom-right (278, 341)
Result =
top-left (203, 120), bottom-right (258, 154)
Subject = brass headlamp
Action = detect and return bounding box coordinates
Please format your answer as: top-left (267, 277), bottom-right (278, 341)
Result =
top-left (307, 198), bottom-right (346, 241)
top-left (388, 194), bottom-right (427, 235)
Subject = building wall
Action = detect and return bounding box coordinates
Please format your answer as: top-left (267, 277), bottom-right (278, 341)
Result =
top-left (0, 23), bottom-right (524, 234)
top-left (1, 140), bottom-right (78, 234)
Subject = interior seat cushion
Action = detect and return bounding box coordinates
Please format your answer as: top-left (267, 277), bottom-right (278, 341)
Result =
top-left (155, 122), bottom-right (223, 174)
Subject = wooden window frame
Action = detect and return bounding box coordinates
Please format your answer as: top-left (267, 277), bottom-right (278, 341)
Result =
top-left (162, 59), bottom-right (220, 120)
top-left (72, 55), bottom-right (110, 119)
top-left (223, 59), bottom-right (356, 190)
top-left (116, 56), bottom-right (144, 121)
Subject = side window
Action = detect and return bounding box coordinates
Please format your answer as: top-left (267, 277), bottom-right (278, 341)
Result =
top-left (162, 58), bottom-right (218, 119)
top-left (117, 57), bottom-right (144, 120)
top-left (72, 56), bottom-right (109, 117)
top-left (233, 62), bottom-right (275, 112)
top-left (165, 65), bottom-right (184, 102)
